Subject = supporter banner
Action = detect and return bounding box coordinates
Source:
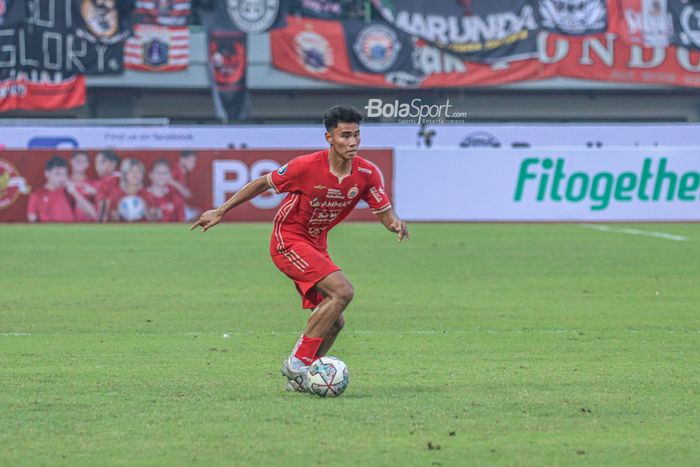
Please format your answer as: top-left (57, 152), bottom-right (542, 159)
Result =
top-left (619, 0), bottom-right (672, 47)
top-left (207, 29), bottom-right (248, 121)
top-left (4, 123), bottom-right (700, 150)
top-left (0, 74), bottom-right (86, 112)
top-left (271, 17), bottom-right (700, 88)
top-left (0, 149), bottom-right (392, 223)
top-left (271, 17), bottom-right (548, 88)
top-left (669, 0), bottom-right (700, 50)
top-left (0, 0), bottom-right (24, 27)
top-left (125, 25), bottom-right (190, 72)
top-left (535, 0), bottom-right (609, 36)
top-left (199, 0), bottom-right (288, 33)
top-left (298, 0), bottom-right (345, 19)
top-left (395, 147), bottom-right (700, 221)
top-left (369, 0), bottom-right (539, 62)
top-left (134, 0), bottom-right (192, 27)
top-left (343, 18), bottom-right (419, 75)
top-left (0, 0), bottom-right (132, 75)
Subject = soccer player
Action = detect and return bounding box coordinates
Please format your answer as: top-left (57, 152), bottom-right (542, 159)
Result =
top-left (144, 159), bottom-right (185, 222)
top-left (191, 105), bottom-right (409, 392)
top-left (27, 156), bottom-right (94, 223)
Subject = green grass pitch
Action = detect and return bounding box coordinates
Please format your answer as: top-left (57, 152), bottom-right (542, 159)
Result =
top-left (1, 223), bottom-right (699, 465)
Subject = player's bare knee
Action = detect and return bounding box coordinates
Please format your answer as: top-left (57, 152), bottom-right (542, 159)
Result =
top-left (336, 283), bottom-right (354, 307)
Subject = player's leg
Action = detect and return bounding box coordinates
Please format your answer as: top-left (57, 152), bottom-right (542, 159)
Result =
top-left (303, 271), bottom-right (353, 338)
top-left (282, 272), bottom-right (353, 392)
top-left (317, 315), bottom-right (345, 357)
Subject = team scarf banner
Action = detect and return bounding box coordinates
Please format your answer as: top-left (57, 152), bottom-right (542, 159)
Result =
top-left (133, 0), bottom-right (192, 27)
top-left (125, 24), bottom-right (190, 72)
top-left (199, 0), bottom-right (288, 34)
top-left (0, 149), bottom-right (393, 223)
top-left (271, 15), bottom-right (700, 89)
top-left (206, 30), bottom-right (249, 121)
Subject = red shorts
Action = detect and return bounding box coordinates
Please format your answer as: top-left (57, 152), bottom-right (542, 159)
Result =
top-left (270, 242), bottom-right (341, 309)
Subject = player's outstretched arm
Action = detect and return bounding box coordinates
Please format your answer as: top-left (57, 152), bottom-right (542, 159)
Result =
top-left (190, 175), bottom-right (272, 232)
top-left (375, 208), bottom-right (409, 242)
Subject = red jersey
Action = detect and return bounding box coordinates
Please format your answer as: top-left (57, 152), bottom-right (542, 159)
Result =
top-left (72, 178), bottom-right (98, 222)
top-left (267, 150), bottom-right (391, 253)
top-left (27, 187), bottom-right (76, 223)
top-left (144, 186), bottom-right (184, 222)
top-left (105, 186), bottom-right (149, 222)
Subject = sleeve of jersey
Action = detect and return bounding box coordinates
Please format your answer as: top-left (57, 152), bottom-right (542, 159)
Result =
top-left (363, 169), bottom-right (392, 214)
top-left (267, 158), bottom-right (301, 194)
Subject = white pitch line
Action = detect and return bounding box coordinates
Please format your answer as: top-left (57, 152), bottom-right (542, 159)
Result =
top-left (580, 224), bottom-right (688, 242)
top-left (0, 332), bottom-right (31, 336)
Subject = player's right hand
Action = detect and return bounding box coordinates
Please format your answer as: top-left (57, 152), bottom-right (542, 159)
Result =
top-left (190, 209), bottom-right (223, 232)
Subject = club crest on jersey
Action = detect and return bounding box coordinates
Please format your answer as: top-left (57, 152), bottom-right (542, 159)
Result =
top-left (347, 186), bottom-right (359, 199)
top-left (310, 197), bottom-right (320, 208)
top-left (0, 159), bottom-right (31, 210)
top-left (277, 164), bottom-right (288, 175)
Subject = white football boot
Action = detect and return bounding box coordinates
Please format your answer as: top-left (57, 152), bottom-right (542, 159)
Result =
top-left (280, 356), bottom-right (310, 393)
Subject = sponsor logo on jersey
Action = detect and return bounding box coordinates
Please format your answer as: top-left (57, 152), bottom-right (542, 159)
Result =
top-left (347, 186), bottom-right (359, 199)
top-left (310, 197), bottom-right (320, 207)
top-left (358, 167), bottom-right (372, 175)
top-left (314, 184), bottom-right (327, 190)
top-left (0, 159), bottom-right (31, 210)
top-left (353, 24), bottom-right (402, 73)
top-left (227, 0), bottom-right (280, 34)
top-left (277, 164), bottom-right (288, 175)
top-left (369, 186), bottom-right (384, 203)
top-left (326, 188), bottom-right (344, 199)
top-left (321, 200), bottom-right (350, 208)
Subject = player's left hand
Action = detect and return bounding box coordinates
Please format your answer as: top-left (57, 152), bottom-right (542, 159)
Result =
top-left (391, 220), bottom-right (409, 242)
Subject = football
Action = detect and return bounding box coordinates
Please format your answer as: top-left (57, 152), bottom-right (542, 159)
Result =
top-left (307, 356), bottom-right (349, 397)
top-left (118, 195), bottom-right (146, 222)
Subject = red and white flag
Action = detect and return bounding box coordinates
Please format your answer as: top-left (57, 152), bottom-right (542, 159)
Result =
top-left (124, 25), bottom-right (190, 72)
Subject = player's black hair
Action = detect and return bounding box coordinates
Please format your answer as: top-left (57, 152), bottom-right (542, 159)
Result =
top-left (46, 156), bottom-right (68, 171)
top-left (181, 150), bottom-right (197, 159)
top-left (323, 105), bottom-right (363, 132)
top-left (100, 149), bottom-right (121, 166)
top-left (71, 151), bottom-right (89, 159)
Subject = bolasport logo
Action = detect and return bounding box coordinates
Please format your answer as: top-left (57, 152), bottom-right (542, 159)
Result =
top-left (364, 98), bottom-right (467, 124)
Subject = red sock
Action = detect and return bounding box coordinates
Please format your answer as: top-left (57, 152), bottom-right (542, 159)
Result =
top-left (293, 334), bottom-right (324, 365)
